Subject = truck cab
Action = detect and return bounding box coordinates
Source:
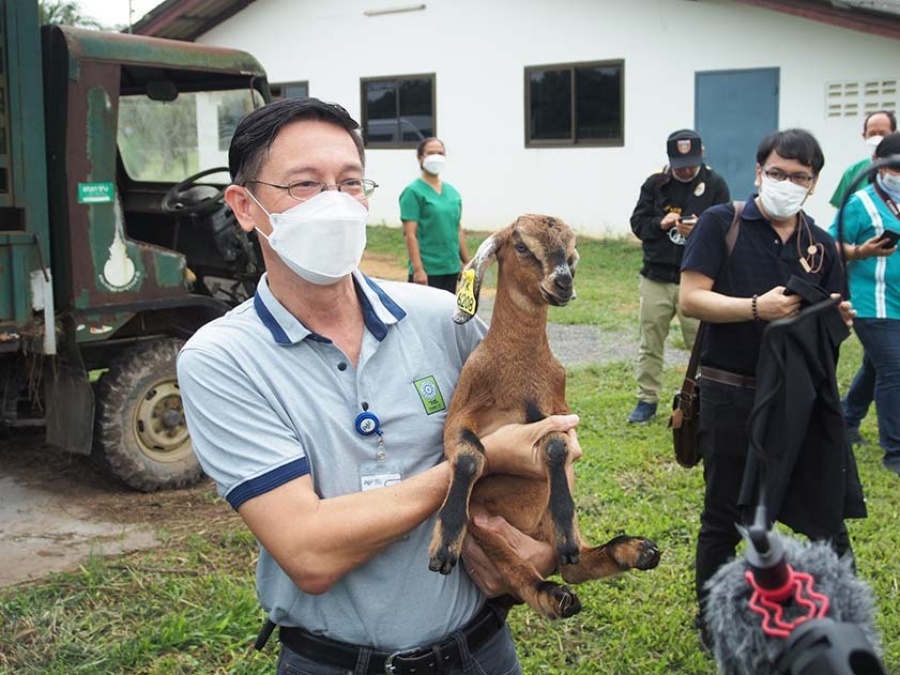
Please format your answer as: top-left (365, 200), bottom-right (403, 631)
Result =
top-left (0, 1), bottom-right (269, 490)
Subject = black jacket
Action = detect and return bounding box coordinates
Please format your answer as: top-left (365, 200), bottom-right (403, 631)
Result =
top-left (740, 295), bottom-right (867, 536)
top-left (630, 164), bottom-right (730, 283)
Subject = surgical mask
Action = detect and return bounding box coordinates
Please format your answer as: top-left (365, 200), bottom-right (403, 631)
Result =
top-left (866, 135), bottom-right (884, 156)
top-left (422, 154), bottom-right (446, 176)
top-left (878, 171), bottom-right (900, 198)
top-left (759, 175), bottom-right (810, 220)
top-left (247, 189), bottom-right (368, 285)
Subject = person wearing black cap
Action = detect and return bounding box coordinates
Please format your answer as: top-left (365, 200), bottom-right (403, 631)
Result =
top-left (829, 131), bottom-right (900, 475)
top-left (627, 129), bottom-right (730, 424)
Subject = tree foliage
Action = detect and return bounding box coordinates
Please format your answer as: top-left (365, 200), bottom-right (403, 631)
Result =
top-left (37, 0), bottom-right (102, 28)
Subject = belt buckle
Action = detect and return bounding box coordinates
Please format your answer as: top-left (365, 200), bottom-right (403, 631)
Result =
top-left (384, 649), bottom-right (410, 675)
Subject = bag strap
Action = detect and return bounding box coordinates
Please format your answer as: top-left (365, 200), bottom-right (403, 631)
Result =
top-left (685, 200), bottom-right (745, 383)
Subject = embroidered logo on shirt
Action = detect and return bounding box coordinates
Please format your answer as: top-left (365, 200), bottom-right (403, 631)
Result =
top-left (414, 376), bottom-right (446, 414)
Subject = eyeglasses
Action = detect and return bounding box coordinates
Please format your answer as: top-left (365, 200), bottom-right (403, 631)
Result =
top-left (244, 178), bottom-right (379, 201)
top-left (762, 168), bottom-right (816, 188)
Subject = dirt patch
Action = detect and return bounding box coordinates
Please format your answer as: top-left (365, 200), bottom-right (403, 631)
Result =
top-left (359, 252), bottom-right (407, 281)
top-left (359, 252), bottom-right (497, 308)
top-left (0, 434), bottom-right (231, 587)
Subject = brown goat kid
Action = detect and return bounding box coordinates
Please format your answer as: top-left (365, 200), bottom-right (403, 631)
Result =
top-left (428, 214), bottom-right (661, 619)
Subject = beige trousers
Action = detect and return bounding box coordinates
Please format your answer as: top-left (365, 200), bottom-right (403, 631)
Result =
top-left (636, 276), bottom-right (699, 404)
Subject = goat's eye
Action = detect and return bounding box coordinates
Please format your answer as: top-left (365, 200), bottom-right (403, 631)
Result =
top-left (515, 243), bottom-right (528, 253)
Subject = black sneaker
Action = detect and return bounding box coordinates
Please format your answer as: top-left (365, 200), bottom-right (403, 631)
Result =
top-left (627, 401), bottom-right (657, 424)
top-left (884, 454), bottom-right (900, 475)
top-left (693, 613), bottom-right (714, 654)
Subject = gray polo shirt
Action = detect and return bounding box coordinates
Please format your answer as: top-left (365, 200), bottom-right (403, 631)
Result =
top-left (177, 271), bottom-right (487, 650)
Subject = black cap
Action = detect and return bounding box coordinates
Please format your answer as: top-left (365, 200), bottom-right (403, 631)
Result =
top-left (667, 129), bottom-right (703, 169)
top-left (874, 131), bottom-right (900, 159)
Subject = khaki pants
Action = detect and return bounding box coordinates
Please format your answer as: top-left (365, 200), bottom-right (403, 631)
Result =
top-left (636, 276), bottom-right (699, 404)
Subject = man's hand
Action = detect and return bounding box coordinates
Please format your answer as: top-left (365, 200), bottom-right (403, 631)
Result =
top-left (412, 268), bottom-right (428, 285)
top-left (481, 414), bottom-right (581, 479)
top-left (675, 215), bottom-right (698, 238)
top-left (461, 513), bottom-right (558, 597)
top-left (858, 234), bottom-right (897, 259)
top-left (660, 212), bottom-right (680, 231)
top-left (756, 286), bottom-right (802, 320)
top-left (831, 293), bottom-right (856, 327)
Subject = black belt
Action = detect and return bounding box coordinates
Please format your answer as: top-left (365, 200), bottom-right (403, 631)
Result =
top-left (700, 366), bottom-right (757, 389)
top-left (278, 603), bottom-right (505, 674)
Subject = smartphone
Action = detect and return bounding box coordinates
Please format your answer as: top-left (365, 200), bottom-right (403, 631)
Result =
top-left (680, 216), bottom-right (698, 226)
top-left (877, 229), bottom-right (900, 248)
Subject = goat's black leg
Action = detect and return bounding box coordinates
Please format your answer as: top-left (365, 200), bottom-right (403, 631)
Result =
top-left (469, 521), bottom-right (582, 620)
top-left (543, 432), bottom-right (580, 566)
top-left (560, 534), bottom-right (662, 584)
top-left (429, 429), bottom-right (486, 574)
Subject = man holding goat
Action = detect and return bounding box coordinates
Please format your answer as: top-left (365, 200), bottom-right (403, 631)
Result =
top-left (176, 97), bottom-right (578, 675)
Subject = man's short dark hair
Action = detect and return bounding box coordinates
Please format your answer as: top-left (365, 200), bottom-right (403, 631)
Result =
top-left (228, 97), bottom-right (366, 184)
top-left (863, 109), bottom-right (897, 134)
top-left (756, 128), bottom-right (825, 176)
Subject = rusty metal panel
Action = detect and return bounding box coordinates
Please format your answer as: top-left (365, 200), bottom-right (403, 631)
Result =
top-left (58, 25), bottom-right (266, 77)
top-left (62, 61), bottom-right (188, 312)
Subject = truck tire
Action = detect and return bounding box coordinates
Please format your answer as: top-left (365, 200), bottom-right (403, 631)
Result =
top-left (93, 338), bottom-right (203, 492)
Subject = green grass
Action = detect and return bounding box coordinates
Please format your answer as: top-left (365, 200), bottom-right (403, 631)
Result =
top-left (1, 229), bottom-right (897, 674)
top-left (367, 225), bottom-right (643, 328)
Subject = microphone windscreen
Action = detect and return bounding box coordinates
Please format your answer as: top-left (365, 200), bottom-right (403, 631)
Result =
top-left (704, 537), bottom-right (881, 675)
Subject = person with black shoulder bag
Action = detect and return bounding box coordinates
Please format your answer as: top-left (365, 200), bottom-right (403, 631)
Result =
top-left (678, 129), bottom-right (860, 652)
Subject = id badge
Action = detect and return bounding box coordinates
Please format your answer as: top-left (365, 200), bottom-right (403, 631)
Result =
top-left (359, 460), bottom-right (403, 492)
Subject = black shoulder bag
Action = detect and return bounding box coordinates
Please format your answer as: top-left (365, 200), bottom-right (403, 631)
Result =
top-left (669, 201), bottom-right (744, 468)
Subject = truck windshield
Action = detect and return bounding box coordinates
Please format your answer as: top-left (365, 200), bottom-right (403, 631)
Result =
top-left (117, 88), bottom-right (265, 183)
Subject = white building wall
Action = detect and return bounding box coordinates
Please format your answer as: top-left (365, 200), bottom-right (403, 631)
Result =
top-left (197, 0), bottom-right (900, 237)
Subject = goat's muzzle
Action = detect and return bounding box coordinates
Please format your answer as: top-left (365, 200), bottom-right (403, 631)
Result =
top-left (542, 274), bottom-right (575, 306)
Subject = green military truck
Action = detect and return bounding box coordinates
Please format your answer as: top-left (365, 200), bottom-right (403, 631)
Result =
top-left (0, 2), bottom-right (268, 490)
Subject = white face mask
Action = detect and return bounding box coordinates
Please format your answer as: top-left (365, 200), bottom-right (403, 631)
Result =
top-left (422, 154), bottom-right (446, 176)
top-left (759, 175), bottom-right (810, 220)
top-left (866, 135), bottom-right (884, 156)
top-left (248, 189), bottom-right (368, 285)
top-left (879, 171), bottom-right (900, 196)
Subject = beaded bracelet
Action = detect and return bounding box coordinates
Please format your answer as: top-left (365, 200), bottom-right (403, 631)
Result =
top-left (751, 294), bottom-right (760, 321)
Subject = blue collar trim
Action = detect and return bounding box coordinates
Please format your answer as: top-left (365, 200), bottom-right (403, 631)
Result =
top-left (252, 272), bottom-right (407, 345)
top-left (254, 291), bottom-right (291, 345)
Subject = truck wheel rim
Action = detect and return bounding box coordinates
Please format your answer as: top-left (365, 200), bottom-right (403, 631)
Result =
top-left (134, 379), bottom-right (191, 461)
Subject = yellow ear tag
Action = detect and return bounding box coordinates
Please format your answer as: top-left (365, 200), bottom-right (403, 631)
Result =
top-left (456, 269), bottom-right (477, 316)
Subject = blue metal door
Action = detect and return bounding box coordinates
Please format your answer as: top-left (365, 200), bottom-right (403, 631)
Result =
top-left (695, 68), bottom-right (779, 199)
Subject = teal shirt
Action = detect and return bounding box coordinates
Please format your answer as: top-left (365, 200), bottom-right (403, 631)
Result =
top-left (829, 158), bottom-right (870, 209)
top-left (399, 178), bottom-right (463, 275)
top-left (828, 183), bottom-right (900, 319)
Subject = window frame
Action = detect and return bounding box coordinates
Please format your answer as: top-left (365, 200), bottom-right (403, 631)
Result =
top-left (270, 80), bottom-right (310, 100)
top-left (360, 73), bottom-right (436, 149)
top-left (524, 59), bottom-right (625, 148)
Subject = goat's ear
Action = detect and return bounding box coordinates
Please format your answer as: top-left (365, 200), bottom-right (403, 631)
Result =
top-left (452, 231), bottom-right (505, 323)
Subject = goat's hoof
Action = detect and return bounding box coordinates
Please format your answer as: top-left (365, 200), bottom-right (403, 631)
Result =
top-left (635, 539), bottom-right (662, 570)
top-left (428, 546), bottom-right (459, 575)
top-left (556, 540), bottom-right (580, 567)
top-left (611, 535), bottom-right (662, 571)
top-left (536, 581), bottom-right (582, 619)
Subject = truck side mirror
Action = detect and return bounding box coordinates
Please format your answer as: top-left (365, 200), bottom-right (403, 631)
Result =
top-left (145, 79), bottom-right (178, 102)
